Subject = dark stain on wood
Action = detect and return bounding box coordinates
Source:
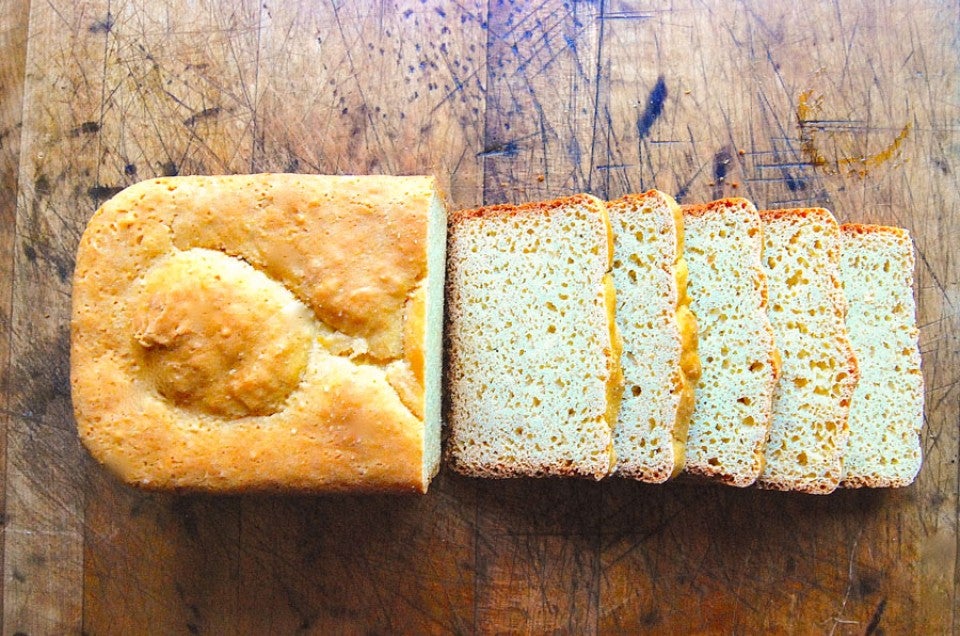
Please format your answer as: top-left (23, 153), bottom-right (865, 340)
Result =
top-left (636, 76), bottom-right (667, 140)
top-left (713, 147), bottom-right (732, 183)
top-left (865, 597), bottom-right (887, 635)
top-left (476, 141), bottom-right (518, 158)
top-left (170, 498), bottom-right (200, 540)
top-left (88, 13), bottom-right (114, 34)
top-left (34, 174), bottom-right (50, 198)
top-left (183, 107), bottom-right (222, 127)
top-left (87, 185), bottom-right (124, 200)
top-left (20, 237), bottom-right (72, 283)
top-left (784, 171), bottom-right (807, 192)
top-left (69, 121), bottom-right (101, 137)
top-left (858, 571), bottom-right (882, 597)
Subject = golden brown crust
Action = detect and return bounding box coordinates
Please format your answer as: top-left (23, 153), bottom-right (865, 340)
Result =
top-left (607, 190), bottom-right (700, 483)
top-left (680, 197), bottom-right (755, 218)
top-left (71, 174), bottom-right (440, 493)
top-left (449, 193), bottom-right (604, 223)
top-left (758, 207), bottom-right (835, 223)
top-left (607, 189), bottom-right (673, 209)
top-left (839, 222), bottom-right (910, 239)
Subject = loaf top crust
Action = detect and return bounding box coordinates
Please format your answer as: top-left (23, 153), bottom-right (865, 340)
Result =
top-left (71, 174), bottom-right (439, 492)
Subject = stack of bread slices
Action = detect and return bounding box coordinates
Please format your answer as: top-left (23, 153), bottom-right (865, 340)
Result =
top-left (445, 191), bottom-right (924, 493)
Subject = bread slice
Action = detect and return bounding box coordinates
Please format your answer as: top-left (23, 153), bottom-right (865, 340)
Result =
top-left (680, 198), bottom-right (780, 487)
top-left (608, 191), bottom-right (701, 482)
top-left (757, 208), bottom-right (860, 494)
top-left (445, 194), bottom-right (623, 479)
top-left (839, 224), bottom-right (924, 488)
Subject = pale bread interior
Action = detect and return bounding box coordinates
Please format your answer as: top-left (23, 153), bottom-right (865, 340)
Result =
top-left (422, 191), bottom-right (447, 487)
top-left (682, 199), bottom-right (779, 487)
top-left (758, 209), bottom-right (859, 494)
top-left (445, 196), bottom-right (619, 479)
top-left (839, 225), bottom-right (923, 488)
top-left (610, 191), bottom-right (699, 482)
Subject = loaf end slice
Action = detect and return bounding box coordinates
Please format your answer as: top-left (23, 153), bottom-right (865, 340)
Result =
top-left (839, 224), bottom-right (924, 488)
top-left (445, 194), bottom-right (623, 479)
top-left (757, 208), bottom-right (860, 494)
top-left (609, 190), bottom-right (700, 482)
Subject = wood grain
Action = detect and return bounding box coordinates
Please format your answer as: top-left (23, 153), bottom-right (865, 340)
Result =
top-left (1, 1), bottom-right (957, 633)
top-left (253, 0), bottom-right (487, 207)
top-left (482, 0), bottom-right (604, 205)
top-left (3, 1), bottom-right (107, 631)
top-left (237, 483), bottom-right (476, 634)
top-left (0, 0), bottom-right (30, 627)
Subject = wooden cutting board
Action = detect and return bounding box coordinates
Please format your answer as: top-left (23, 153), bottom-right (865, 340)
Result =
top-left (2, 1), bottom-right (957, 633)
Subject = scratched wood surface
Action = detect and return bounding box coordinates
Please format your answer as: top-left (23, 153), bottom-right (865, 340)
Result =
top-left (2, 1), bottom-right (957, 633)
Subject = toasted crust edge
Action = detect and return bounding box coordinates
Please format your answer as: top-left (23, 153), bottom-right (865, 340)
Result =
top-left (449, 193), bottom-right (605, 223)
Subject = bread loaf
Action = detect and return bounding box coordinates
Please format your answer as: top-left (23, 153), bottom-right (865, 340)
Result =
top-left (609, 191), bottom-right (700, 482)
top-left (681, 198), bottom-right (780, 487)
top-left (71, 174), bottom-right (446, 493)
top-left (445, 194), bottom-right (623, 479)
top-left (839, 224), bottom-right (924, 488)
top-left (757, 208), bottom-right (859, 494)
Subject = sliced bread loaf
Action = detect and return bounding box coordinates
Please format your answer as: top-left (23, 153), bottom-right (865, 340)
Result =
top-left (445, 194), bottom-right (623, 479)
top-left (839, 224), bottom-right (924, 488)
top-left (681, 198), bottom-right (780, 487)
top-left (757, 208), bottom-right (860, 494)
top-left (609, 191), bottom-right (701, 482)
